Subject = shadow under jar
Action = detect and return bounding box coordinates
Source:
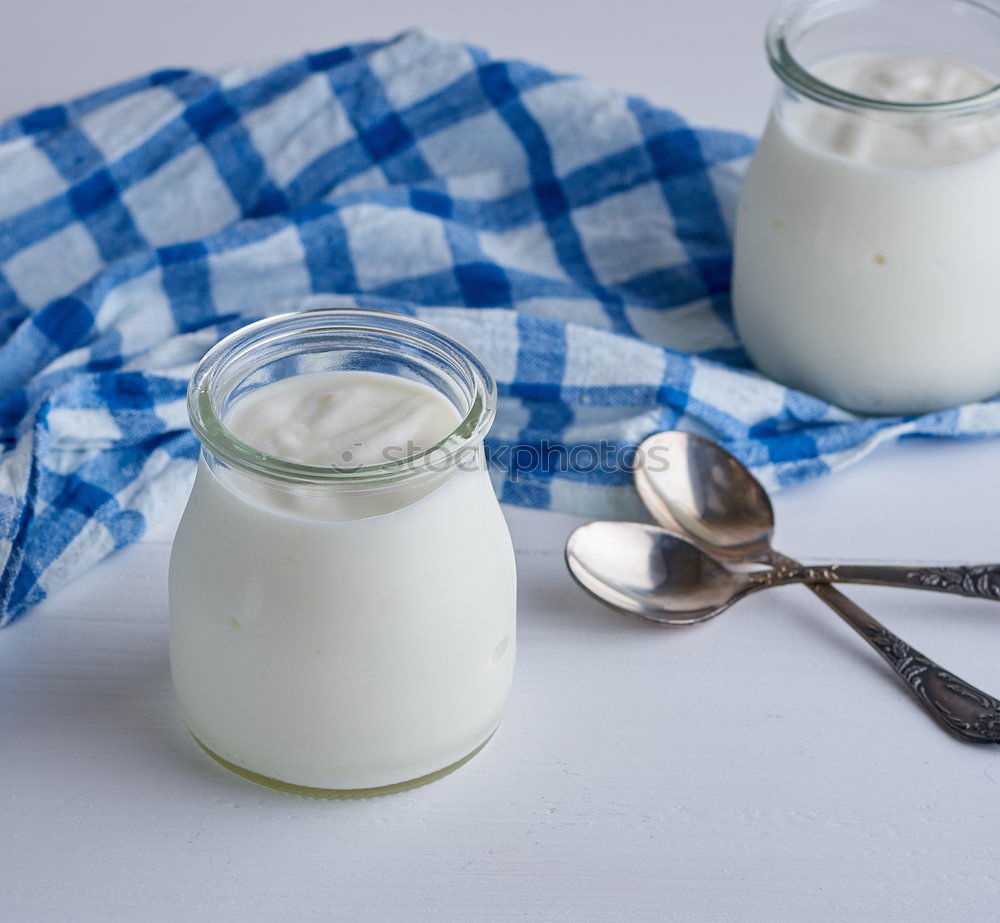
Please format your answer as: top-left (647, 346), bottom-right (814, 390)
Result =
top-left (733, 0), bottom-right (1000, 415)
top-left (169, 309), bottom-right (517, 796)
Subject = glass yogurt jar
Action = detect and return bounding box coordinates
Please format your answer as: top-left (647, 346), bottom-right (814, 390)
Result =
top-left (733, 0), bottom-right (1000, 414)
top-left (169, 309), bottom-right (517, 796)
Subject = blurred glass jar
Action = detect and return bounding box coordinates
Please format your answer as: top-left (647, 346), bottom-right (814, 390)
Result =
top-left (733, 0), bottom-right (1000, 414)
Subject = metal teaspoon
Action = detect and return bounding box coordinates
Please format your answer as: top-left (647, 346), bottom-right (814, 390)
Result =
top-left (632, 430), bottom-right (1000, 744)
top-left (565, 520), bottom-right (1000, 624)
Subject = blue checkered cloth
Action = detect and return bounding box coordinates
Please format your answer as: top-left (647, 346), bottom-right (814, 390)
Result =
top-left (2, 30), bottom-right (999, 626)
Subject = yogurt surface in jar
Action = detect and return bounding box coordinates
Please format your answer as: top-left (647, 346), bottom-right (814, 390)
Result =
top-left (169, 316), bottom-right (517, 794)
top-left (798, 53), bottom-right (1000, 166)
top-left (733, 23), bottom-right (1000, 414)
top-left (226, 370), bottom-right (462, 468)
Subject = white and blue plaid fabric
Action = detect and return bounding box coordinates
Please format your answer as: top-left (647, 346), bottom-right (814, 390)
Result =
top-left (2, 30), bottom-right (999, 625)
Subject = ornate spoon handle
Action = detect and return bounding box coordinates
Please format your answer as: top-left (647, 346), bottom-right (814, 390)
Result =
top-left (751, 562), bottom-right (1000, 601)
top-left (825, 563), bottom-right (1000, 600)
top-left (770, 554), bottom-right (1000, 743)
top-left (809, 583), bottom-right (1000, 742)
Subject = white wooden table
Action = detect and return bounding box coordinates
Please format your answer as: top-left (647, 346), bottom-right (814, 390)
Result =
top-left (4, 2), bottom-right (1000, 919)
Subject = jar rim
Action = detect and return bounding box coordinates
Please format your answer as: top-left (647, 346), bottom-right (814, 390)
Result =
top-left (187, 308), bottom-right (497, 485)
top-left (766, 0), bottom-right (1000, 116)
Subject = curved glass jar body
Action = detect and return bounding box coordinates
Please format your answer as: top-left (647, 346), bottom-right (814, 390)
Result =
top-left (168, 309), bottom-right (517, 795)
top-left (732, 0), bottom-right (1000, 414)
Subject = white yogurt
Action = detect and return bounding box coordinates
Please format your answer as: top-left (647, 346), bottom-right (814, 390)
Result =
top-left (169, 370), bottom-right (517, 791)
top-left (733, 52), bottom-right (1000, 414)
top-left (226, 370), bottom-right (463, 468)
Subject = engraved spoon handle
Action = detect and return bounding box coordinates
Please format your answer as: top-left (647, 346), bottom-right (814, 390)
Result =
top-left (769, 552), bottom-right (1000, 743)
top-left (750, 562), bottom-right (1000, 601)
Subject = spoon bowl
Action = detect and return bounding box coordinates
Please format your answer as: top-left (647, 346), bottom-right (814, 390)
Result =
top-left (565, 520), bottom-right (753, 624)
top-left (635, 431), bottom-right (774, 562)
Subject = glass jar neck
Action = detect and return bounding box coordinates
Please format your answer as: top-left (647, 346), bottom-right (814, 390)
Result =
top-left (767, 0), bottom-right (1000, 118)
top-left (188, 308), bottom-right (497, 489)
